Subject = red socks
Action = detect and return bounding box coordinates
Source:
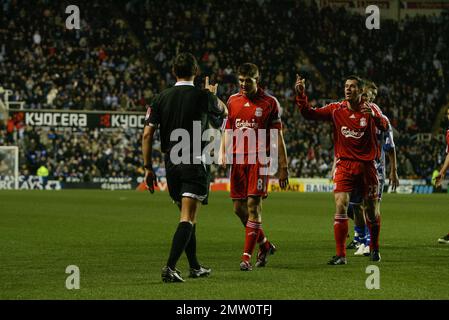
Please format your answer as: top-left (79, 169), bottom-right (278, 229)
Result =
top-left (334, 215), bottom-right (349, 257)
top-left (242, 220), bottom-right (261, 262)
top-left (257, 228), bottom-right (271, 251)
top-left (367, 215), bottom-right (381, 251)
top-left (244, 217), bottom-right (270, 250)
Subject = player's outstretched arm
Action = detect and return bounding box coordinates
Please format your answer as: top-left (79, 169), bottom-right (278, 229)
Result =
top-left (142, 125), bottom-right (157, 193)
top-left (294, 74), bottom-right (333, 121)
top-left (435, 153), bottom-right (449, 187)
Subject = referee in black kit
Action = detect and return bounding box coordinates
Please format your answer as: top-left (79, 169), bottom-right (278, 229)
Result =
top-left (142, 52), bottom-right (226, 283)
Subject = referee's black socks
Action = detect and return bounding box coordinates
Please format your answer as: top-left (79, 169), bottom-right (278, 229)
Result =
top-left (185, 224), bottom-right (200, 270)
top-left (167, 221), bottom-right (193, 270)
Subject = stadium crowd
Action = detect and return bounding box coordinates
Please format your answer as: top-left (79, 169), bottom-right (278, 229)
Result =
top-left (0, 1), bottom-right (154, 112)
top-left (1, 0), bottom-right (448, 182)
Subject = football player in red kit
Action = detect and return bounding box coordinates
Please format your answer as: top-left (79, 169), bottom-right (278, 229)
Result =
top-left (295, 74), bottom-right (389, 264)
top-left (222, 63), bottom-right (289, 270)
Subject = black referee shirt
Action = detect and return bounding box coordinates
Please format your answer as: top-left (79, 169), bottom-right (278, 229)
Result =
top-left (145, 82), bottom-right (224, 161)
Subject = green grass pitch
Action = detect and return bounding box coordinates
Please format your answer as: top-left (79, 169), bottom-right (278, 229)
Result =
top-left (0, 190), bottom-right (448, 299)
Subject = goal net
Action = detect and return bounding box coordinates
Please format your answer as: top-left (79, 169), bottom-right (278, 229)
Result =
top-left (0, 146), bottom-right (19, 190)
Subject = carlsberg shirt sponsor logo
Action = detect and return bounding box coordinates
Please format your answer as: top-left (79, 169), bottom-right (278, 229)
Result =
top-left (341, 126), bottom-right (364, 139)
top-left (235, 118), bottom-right (258, 129)
top-left (26, 112), bottom-right (87, 127)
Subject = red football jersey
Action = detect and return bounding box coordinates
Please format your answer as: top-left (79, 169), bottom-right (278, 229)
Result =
top-left (446, 129), bottom-right (449, 153)
top-left (225, 88), bottom-right (282, 155)
top-left (296, 94), bottom-right (389, 161)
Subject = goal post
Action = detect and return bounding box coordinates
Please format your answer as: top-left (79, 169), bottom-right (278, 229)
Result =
top-left (0, 146), bottom-right (19, 190)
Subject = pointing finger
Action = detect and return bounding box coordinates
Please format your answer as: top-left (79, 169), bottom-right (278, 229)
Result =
top-left (205, 76), bottom-right (209, 88)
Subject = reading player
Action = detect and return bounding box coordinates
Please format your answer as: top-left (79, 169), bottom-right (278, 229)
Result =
top-left (295, 75), bottom-right (389, 264)
top-left (143, 53), bottom-right (226, 282)
top-left (222, 63), bottom-right (289, 271)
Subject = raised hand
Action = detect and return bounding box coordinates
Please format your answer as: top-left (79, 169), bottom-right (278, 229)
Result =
top-left (295, 74), bottom-right (305, 95)
top-left (205, 76), bottom-right (218, 95)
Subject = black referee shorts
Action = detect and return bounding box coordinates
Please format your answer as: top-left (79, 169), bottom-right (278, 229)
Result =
top-left (165, 160), bottom-right (210, 205)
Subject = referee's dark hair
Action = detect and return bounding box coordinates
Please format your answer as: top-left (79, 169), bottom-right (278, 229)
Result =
top-left (172, 52), bottom-right (199, 78)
